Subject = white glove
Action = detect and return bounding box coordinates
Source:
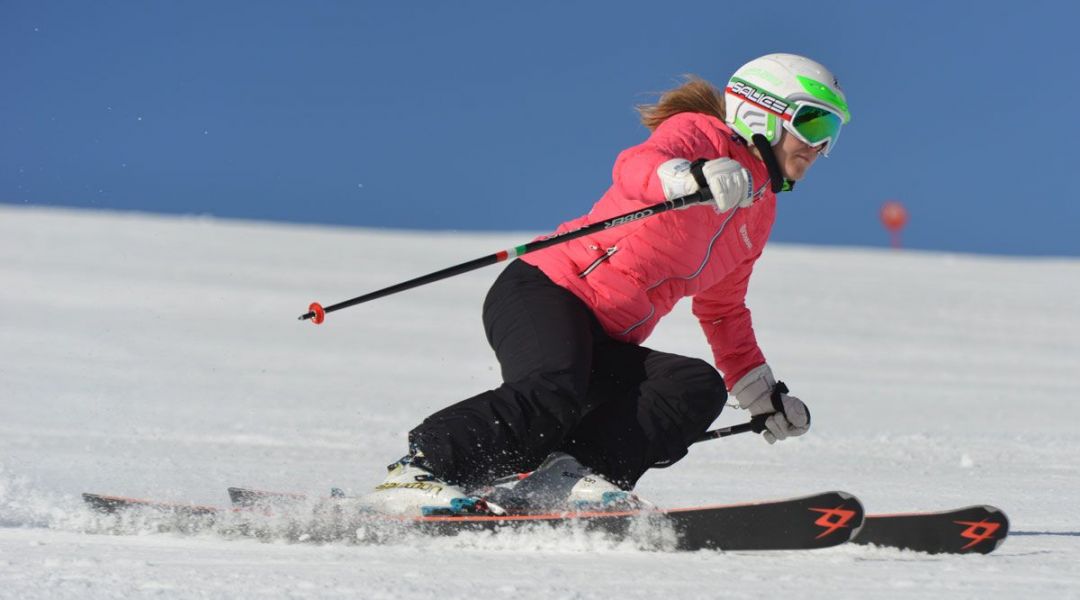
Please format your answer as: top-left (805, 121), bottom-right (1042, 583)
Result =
top-left (731, 364), bottom-right (810, 444)
top-left (656, 158), bottom-right (754, 212)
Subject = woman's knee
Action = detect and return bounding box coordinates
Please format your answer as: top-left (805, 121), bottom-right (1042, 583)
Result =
top-left (658, 354), bottom-right (726, 397)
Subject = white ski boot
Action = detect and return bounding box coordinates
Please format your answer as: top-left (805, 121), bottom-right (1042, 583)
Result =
top-left (359, 455), bottom-right (504, 517)
top-left (493, 452), bottom-right (649, 513)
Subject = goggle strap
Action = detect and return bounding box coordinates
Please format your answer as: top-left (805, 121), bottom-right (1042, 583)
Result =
top-left (751, 134), bottom-right (787, 194)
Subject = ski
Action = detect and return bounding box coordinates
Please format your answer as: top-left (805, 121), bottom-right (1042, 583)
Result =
top-left (228, 486), bottom-right (310, 507)
top-left (83, 492), bottom-right (224, 517)
top-left (81, 493), bottom-right (236, 536)
top-left (228, 487), bottom-right (1010, 554)
top-left (85, 489), bottom-right (1008, 554)
top-left (225, 487), bottom-right (865, 551)
top-left (853, 505), bottom-right (1009, 555)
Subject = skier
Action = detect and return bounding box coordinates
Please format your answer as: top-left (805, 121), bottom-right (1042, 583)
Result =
top-left (363, 53), bottom-right (851, 515)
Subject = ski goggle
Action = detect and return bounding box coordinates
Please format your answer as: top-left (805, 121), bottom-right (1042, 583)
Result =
top-left (784, 102), bottom-right (844, 155)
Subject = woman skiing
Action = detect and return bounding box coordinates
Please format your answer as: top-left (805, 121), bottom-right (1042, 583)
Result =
top-left (364, 53), bottom-right (852, 515)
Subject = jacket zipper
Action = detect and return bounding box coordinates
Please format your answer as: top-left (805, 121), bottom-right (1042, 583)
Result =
top-left (578, 246), bottom-right (619, 278)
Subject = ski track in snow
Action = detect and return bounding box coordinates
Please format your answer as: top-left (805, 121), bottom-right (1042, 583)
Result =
top-left (1, 205), bottom-right (1078, 599)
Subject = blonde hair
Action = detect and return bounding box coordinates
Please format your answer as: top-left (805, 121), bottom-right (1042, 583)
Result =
top-left (636, 75), bottom-right (727, 132)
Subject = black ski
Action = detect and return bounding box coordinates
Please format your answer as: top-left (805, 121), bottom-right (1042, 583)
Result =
top-left (81, 493), bottom-right (232, 536)
top-left (85, 489), bottom-right (1008, 554)
top-left (230, 487), bottom-right (1010, 554)
top-left (225, 487), bottom-right (864, 551)
top-left (853, 505), bottom-right (1009, 555)
top-left (83, 493), bottom-right (223, 517)
top-left (228, 486), bottom-right (309, 507)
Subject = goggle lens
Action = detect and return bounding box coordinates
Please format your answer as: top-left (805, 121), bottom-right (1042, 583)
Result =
top-left (791, 104), bottom-right (843, 146)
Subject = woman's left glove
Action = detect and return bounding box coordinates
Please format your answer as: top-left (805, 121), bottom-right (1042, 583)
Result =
top-left (731, 364), bottom-right (811, 444)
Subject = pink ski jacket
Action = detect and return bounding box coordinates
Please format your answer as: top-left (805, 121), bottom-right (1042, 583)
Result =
top-left (521, 112), bottom-right (776, 387)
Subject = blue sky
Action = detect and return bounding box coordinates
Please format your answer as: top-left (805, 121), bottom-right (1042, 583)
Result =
top-left (3, 1), bottom-right (1078, 256)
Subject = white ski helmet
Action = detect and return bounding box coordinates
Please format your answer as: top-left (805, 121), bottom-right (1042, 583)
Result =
top-left (724, 53), bottom-right (851, 156)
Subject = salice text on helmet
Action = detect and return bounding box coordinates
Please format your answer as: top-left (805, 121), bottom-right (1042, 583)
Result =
top-left (727, 80), bottom-right (789, 116)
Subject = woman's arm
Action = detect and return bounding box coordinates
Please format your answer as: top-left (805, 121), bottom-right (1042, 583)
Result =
top-left (691, 257), bottom-right (766, 387)
top-left (611, 113), bottom-right (732, 203)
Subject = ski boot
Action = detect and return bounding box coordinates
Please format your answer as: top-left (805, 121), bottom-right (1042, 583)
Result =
top-left (486, 452), bottom-right (649, 514)
top-left (359, 453), bottom-right (505, 517)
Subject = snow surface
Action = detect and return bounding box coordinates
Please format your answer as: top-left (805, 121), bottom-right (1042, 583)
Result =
top-left (1, 205), bottom-right (1078, 599)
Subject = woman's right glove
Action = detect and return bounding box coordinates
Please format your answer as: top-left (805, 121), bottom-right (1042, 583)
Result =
top-left (657, 158), bottom-right (754, 213)
top-left (731, 364), bottom-right (811, 444)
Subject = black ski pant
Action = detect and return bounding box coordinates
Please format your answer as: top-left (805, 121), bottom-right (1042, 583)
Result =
top-left (408, 260), bottom-right (727, 490)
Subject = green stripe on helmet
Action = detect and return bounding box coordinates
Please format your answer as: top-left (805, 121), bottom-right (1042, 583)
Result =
top-left (797, 75), bottom-right (850, 123)
top-left (765, 113), bottom-right (779, 142)
top-left (732, 117), bottom-right (756, 143)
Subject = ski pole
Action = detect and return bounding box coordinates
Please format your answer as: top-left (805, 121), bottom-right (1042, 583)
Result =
top-left (491, 415), bottom-right (767, 482)
top-left (648, 416), bottom-right (768, 469)
top-left (696, 414), bottom-right (768, 443)
top-left (298, 189), bottom-right (715, 324)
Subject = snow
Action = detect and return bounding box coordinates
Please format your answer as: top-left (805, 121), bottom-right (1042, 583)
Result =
top-left (1, 205), bottom-right (1078, 599)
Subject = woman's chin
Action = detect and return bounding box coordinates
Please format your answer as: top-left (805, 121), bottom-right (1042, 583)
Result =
top-left (784, 166), bottom-right (807, 181)
top-left (784, 158), bottom-right (815, 181)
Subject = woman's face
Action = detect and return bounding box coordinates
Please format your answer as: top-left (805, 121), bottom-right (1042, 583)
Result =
top-left (773, 132), bottom-right (824, 181)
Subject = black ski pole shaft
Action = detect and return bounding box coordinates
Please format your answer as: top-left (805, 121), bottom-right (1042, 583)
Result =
top-left (695, 414), bottom-right (768, 443)
top-left (500, 414), bottom-right (768, 477)
top-left (651, 415), bottom-right (768, 468)
top-left (299, 190), bottom-right (713, 323)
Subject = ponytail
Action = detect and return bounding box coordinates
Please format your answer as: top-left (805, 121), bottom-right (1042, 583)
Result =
top-left (636, 76), bottom-right (727, 132)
